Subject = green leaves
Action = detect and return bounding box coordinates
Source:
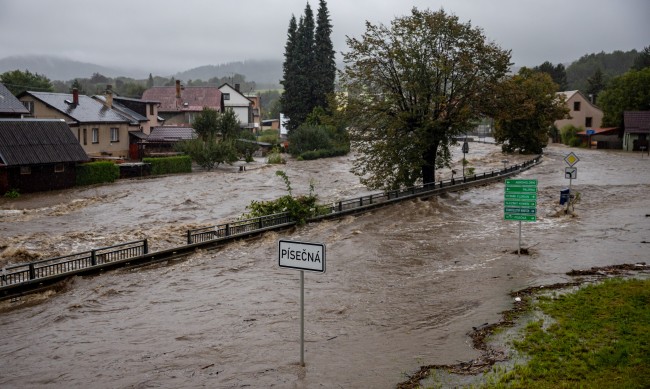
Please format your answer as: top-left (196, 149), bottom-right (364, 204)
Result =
top-left (341, 8), bottom-right (510, 189)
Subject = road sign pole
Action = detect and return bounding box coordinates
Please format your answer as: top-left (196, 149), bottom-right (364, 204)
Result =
top-left (567, 176), bottom-right (573, 212)
top-left (518, 220), bottom-right (522, 256)
top-left (300, 270), bottom-right (304, 367)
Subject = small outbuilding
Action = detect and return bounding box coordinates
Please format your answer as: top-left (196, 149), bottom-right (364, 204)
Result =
top-left (0, 119), bottom-right (89, 194)
top-left (623, 111), bottom-right (650, 152)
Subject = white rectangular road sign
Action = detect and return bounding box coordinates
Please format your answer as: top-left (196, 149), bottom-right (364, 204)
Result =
top-left (278, 240), bottom-right (326, 273)
top-left (565, 167), bottom-right (577, 179)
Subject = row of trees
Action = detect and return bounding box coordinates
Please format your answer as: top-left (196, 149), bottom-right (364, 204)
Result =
top-left (280, 0), bottom-right (336, 131)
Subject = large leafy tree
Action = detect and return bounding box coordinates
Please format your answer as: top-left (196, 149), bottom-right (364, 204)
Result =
top-left (177, 107), bottom-right (242, 170)
top-left (341, 8), bottom-right (511, 189)
top-left (533, 61), bottom-right (568, 91)
top-left (492, 68), bottom-right (569, 154)
top-left (0, 69), bottom-right (53, 95)
top-left (599, 67), bottom-right (650, 128)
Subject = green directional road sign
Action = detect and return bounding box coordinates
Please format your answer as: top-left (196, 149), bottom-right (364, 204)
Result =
top-left (504, 200), bottom-right (537, 207)
top-left (504, 179), bottom-right (537, 222)
top-left (504, 193), bottom-right (537, 200)
top-left (504, 214), bottom-right (537, 221)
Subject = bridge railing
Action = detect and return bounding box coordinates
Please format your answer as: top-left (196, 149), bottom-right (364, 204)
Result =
top-left (0, 240), bottom-right (148, 288)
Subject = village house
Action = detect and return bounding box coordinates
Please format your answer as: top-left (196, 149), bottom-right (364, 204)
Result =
top-left (555, 90), bottom-right (604, 131)
top-left (0, 119), bottom-right (88, 194)
top-left (218, 83), bottom-right (254, 130)
top-left (244, 92), bottom-right (262, 133)
top-left (623, 111), bottom-right (650, 152)
top-left (0, 83), bottom-right (29, 119)
top-left (18, 89), bottom-right (138, 159)
top-left (142, 80), bottom-right (224, 125)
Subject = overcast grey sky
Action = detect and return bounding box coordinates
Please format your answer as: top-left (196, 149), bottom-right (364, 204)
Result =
top-left (1, 0), bottom-right (648, 74)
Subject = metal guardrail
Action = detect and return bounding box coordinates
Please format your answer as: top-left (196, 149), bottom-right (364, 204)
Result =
top-left (1, 156), bottom-right (541, 296)
top-left (187, 212), bottom-right (294, 244)
top-left (1, 240), bottom-right (148, 288)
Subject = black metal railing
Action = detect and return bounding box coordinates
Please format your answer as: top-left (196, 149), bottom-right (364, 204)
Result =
top-left (2, 156), bottom-right (541, 293)
top-left (1, 240), bottom-right (148, 288)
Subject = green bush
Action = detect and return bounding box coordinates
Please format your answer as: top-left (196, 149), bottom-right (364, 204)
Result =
top-left (76, 161), bottom-right (119, 186)
top-left (560, 124), bottom-right (582, 146)
top-left (142, 156), bottom-right (192, 175)
top-left (3, 188), bottom-right (20, 198)
top-left (299, 145), bottom-right (350, 160)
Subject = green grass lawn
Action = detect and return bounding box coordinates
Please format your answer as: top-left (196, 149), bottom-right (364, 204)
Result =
top-left (483, 277), bottom-right (650, 388)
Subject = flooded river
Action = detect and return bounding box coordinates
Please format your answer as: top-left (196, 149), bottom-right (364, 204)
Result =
top-left (1, 142), bottom-right (648, 388)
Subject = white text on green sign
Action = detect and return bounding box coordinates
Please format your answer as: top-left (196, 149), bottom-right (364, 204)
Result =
top-left (505, 179), bottom-right (538, 186)
top-left (505, 207), bottom-right (536, 214)
top-left (504, 214), bottom-right (536, 222)
top-left (505, 193), bottom-right (537, 200)
top-left (505, 186), bottom-right (537, 193)
top-left (504, 200), bottom-right (537, 207)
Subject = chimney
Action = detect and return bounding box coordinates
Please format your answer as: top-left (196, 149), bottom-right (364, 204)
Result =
top-left (235, 83), bottom-right (240, 92)
top-left (175, 80), bottom-right (181, 98)
top-left (72, 88), bottom-right (79, 105)
top-left (105, 84), bottom-right (113, 108)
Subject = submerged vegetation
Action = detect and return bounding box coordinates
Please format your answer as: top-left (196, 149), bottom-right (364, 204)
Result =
top-left (241, 170), bottom-right (327, 225)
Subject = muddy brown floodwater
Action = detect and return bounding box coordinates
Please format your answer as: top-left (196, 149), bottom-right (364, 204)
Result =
top-left (1, 142), bottom-right (648, 388)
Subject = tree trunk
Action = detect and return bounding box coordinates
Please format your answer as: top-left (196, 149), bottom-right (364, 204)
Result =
top-left (421, 144), bottom-right (438, 185)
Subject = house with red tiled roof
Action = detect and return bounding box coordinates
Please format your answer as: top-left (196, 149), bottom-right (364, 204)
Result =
top-left (555, 90), bottom-right (603, 131)
top-left (623, 111), bottom-right (650, 152)
top-left (141, 80), bottom-right (224, 125)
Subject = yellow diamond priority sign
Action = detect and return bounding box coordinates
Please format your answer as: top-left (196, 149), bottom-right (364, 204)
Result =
top-left (564, 152), bottom-right (580, 167)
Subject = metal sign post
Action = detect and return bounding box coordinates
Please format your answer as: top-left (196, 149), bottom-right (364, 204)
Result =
top-left (278, 239), bottom-right (326, 367)
top-left (563, 152), bottom-right (580, 212)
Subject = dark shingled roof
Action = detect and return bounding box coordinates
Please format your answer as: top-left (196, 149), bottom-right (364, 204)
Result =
top-left (624, 111), bottom-right (650, 133)
top-left (0, 83), bottom-right (29, 115)
top-left (0, 119), bottom-right (89, 166)
top-left (22, 91), bottom-right (131, 124)
top-left (147, 126), bottom-right (197, 141)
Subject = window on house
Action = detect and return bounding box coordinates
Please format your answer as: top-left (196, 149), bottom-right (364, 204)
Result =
top-left (92, 128), bottom-right (99, 144)
top-left (149, 104), bottom-right (154, 116)
top-left (110, 128), bottom-right (119, 142)
top-left (83, 128), bottom-right (87, 145)
top-left (22, 100), bottom-right (34, 115)
top-left (20, 166), bottom-right (31, 175)
top-left (585, 117), bottom-right (593, 128)
top-left (54, 164), bottom-right (64, 173)
top-left (573, 101), bottom-right (581, 111)
top-left (223, 93), bottom-right (230, 100)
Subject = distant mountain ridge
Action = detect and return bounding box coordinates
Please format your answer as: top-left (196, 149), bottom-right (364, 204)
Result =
top-left (0, 55), bottom-right (283, 88)
top-left (0, 55), bottom-right (143, 81)
top-left (174, 60), bottom-right (283, 87)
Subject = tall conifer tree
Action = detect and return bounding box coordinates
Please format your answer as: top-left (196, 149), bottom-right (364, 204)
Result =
top-left (313, 0), bottom-right (336, 110)
top-left (280, 1), bottom-right (335, 131)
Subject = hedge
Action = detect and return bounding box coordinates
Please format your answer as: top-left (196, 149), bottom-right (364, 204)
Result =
top-left (142, 156), bottom-right (192, 175)
top-left (299, 145), bottom-right (350, 160)
top-left (76, 161), bottom-right (120, 186)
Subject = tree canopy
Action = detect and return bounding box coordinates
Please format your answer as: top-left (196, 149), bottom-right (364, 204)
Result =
top-left (341, 8), bottom-right (511, 189)
top-left (599, 67), bottom-right (650, 128)
top-left (280, 0), bottom-right (336, 131)
top-left (0, 69), bottom-right (53, 95)
top-left (532, 61), bottom-right (568, 91)
top-left (492, 68), bottom-right (569, 154)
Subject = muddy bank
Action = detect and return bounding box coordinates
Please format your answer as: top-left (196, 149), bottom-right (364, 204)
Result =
top-left (399, 263), bottom-right (649, 389)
